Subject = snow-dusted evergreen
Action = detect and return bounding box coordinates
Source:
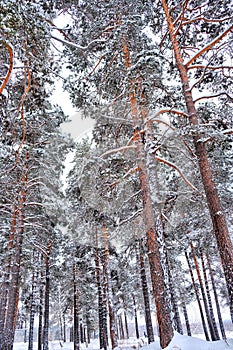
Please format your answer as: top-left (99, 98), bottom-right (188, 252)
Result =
top-left (0, 1), bottom-right (232, 350)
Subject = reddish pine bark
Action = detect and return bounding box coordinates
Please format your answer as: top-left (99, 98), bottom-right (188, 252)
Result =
top-left (161, 0), bottom-right (233, 320)
top-left (121, 34), bottom-right (173, 349)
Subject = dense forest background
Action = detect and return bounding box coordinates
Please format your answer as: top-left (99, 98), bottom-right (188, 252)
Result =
top-left (0, 1), bottom-right (232, 350)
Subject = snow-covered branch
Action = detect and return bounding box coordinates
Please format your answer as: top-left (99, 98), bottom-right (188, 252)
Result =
top-left (118, 208), bottom-right (143, 226)
top-left (100, 145), bottom-right (137, 158)
top-left (197, 129), bottom-right (233, 144)
top-left (155, 156), bottom-right (199, 192)
top-left (149, 118), bottom-right (175, 130)
top-left (187, 65), bottom-right (233, 71)
top-left (185, 25), bottom-right (233, 67)
top-left (24, 202), bottom-right (45, 207)
top-left (194, 92), bottom-right (233, 103)
top-left (109, 166), bottom-right (139, 188)
top-left (51, 35), bottom-right (107, 51)
top-left (31, 242), bottom-right (48, 257)
top-left (148, 109), bottom-right (189, 121)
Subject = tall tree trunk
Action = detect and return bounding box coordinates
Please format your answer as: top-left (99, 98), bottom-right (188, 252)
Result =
top-left (43, 240), bottom-right (51, 350)
top-left (138, 240), bottom-right (154, 343)
top-left (2, 181), bottom-right (27, 350)
top-left (118, 315), bottom-right (125, 339)
top-left (63, 314), bottom-right (66, 343)
top-left (103, 226), bottom-right (118, 349)
top-left (124, 311), bottom-right (129, 339)
top-left (132, 295), bottom-right (139, 339)
top-left (167, 261), bottom-right (183, 335)
top-left (121, 34), bottom-right (173, 349)
top-left (161, 0), bottom-right (233, 321)
top-left (28, 260), bottom-right (37, 350)
top-left (181, 302), bottom-right (191, 336)
top-left (206, 252), bottom-right (227, 340)
top-left (73, 263), bottom-right (80, 350)
top-left (190, 242), bottom-right (217, 340)
top-left (185, 251), bottom-right (210, 340)
top-left (38, 258), bottom-right (44, 350)
top-left (200, 250), bottom-right (220, 340)
top-left (86, 315), bottom-right (91, 344)
top-left (94, 232), bottom-right (107, 350)
top-left (80, 322), bottom-right (84, 343)
top-left (0, 205), bottom-right (17, 349)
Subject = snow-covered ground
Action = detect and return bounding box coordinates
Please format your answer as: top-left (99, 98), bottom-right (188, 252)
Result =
top-left (13, 332), bottom-right (233, 350)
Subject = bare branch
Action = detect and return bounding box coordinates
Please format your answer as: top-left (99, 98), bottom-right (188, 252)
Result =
top-left (185, 25), bottom-right (233, 67)
top-left (155, 155), bottom-right (199, 192)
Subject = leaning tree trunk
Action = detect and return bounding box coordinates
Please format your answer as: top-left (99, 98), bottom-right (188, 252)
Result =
top-left (138, 240), bottom-right (154, 343)
top-left (161, 0), bottom-right (233, 322)
top-left (121, 34), bottom-right (173, 349)
top-left (200, 250), bottom-right (220, 340)
top-left (206, 252), bottom-right (227, 340)
top-left (190, 242), bottom-right (217, 340)
top-left (185, 251), bottom-right (210, 341)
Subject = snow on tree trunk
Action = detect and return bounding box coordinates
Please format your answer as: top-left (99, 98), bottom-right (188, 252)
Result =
top-left (73, 263), bottom-right (80, 350)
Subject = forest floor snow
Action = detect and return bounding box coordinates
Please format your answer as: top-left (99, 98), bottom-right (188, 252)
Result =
top-left (13, 332), bottom-right (233, 350)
